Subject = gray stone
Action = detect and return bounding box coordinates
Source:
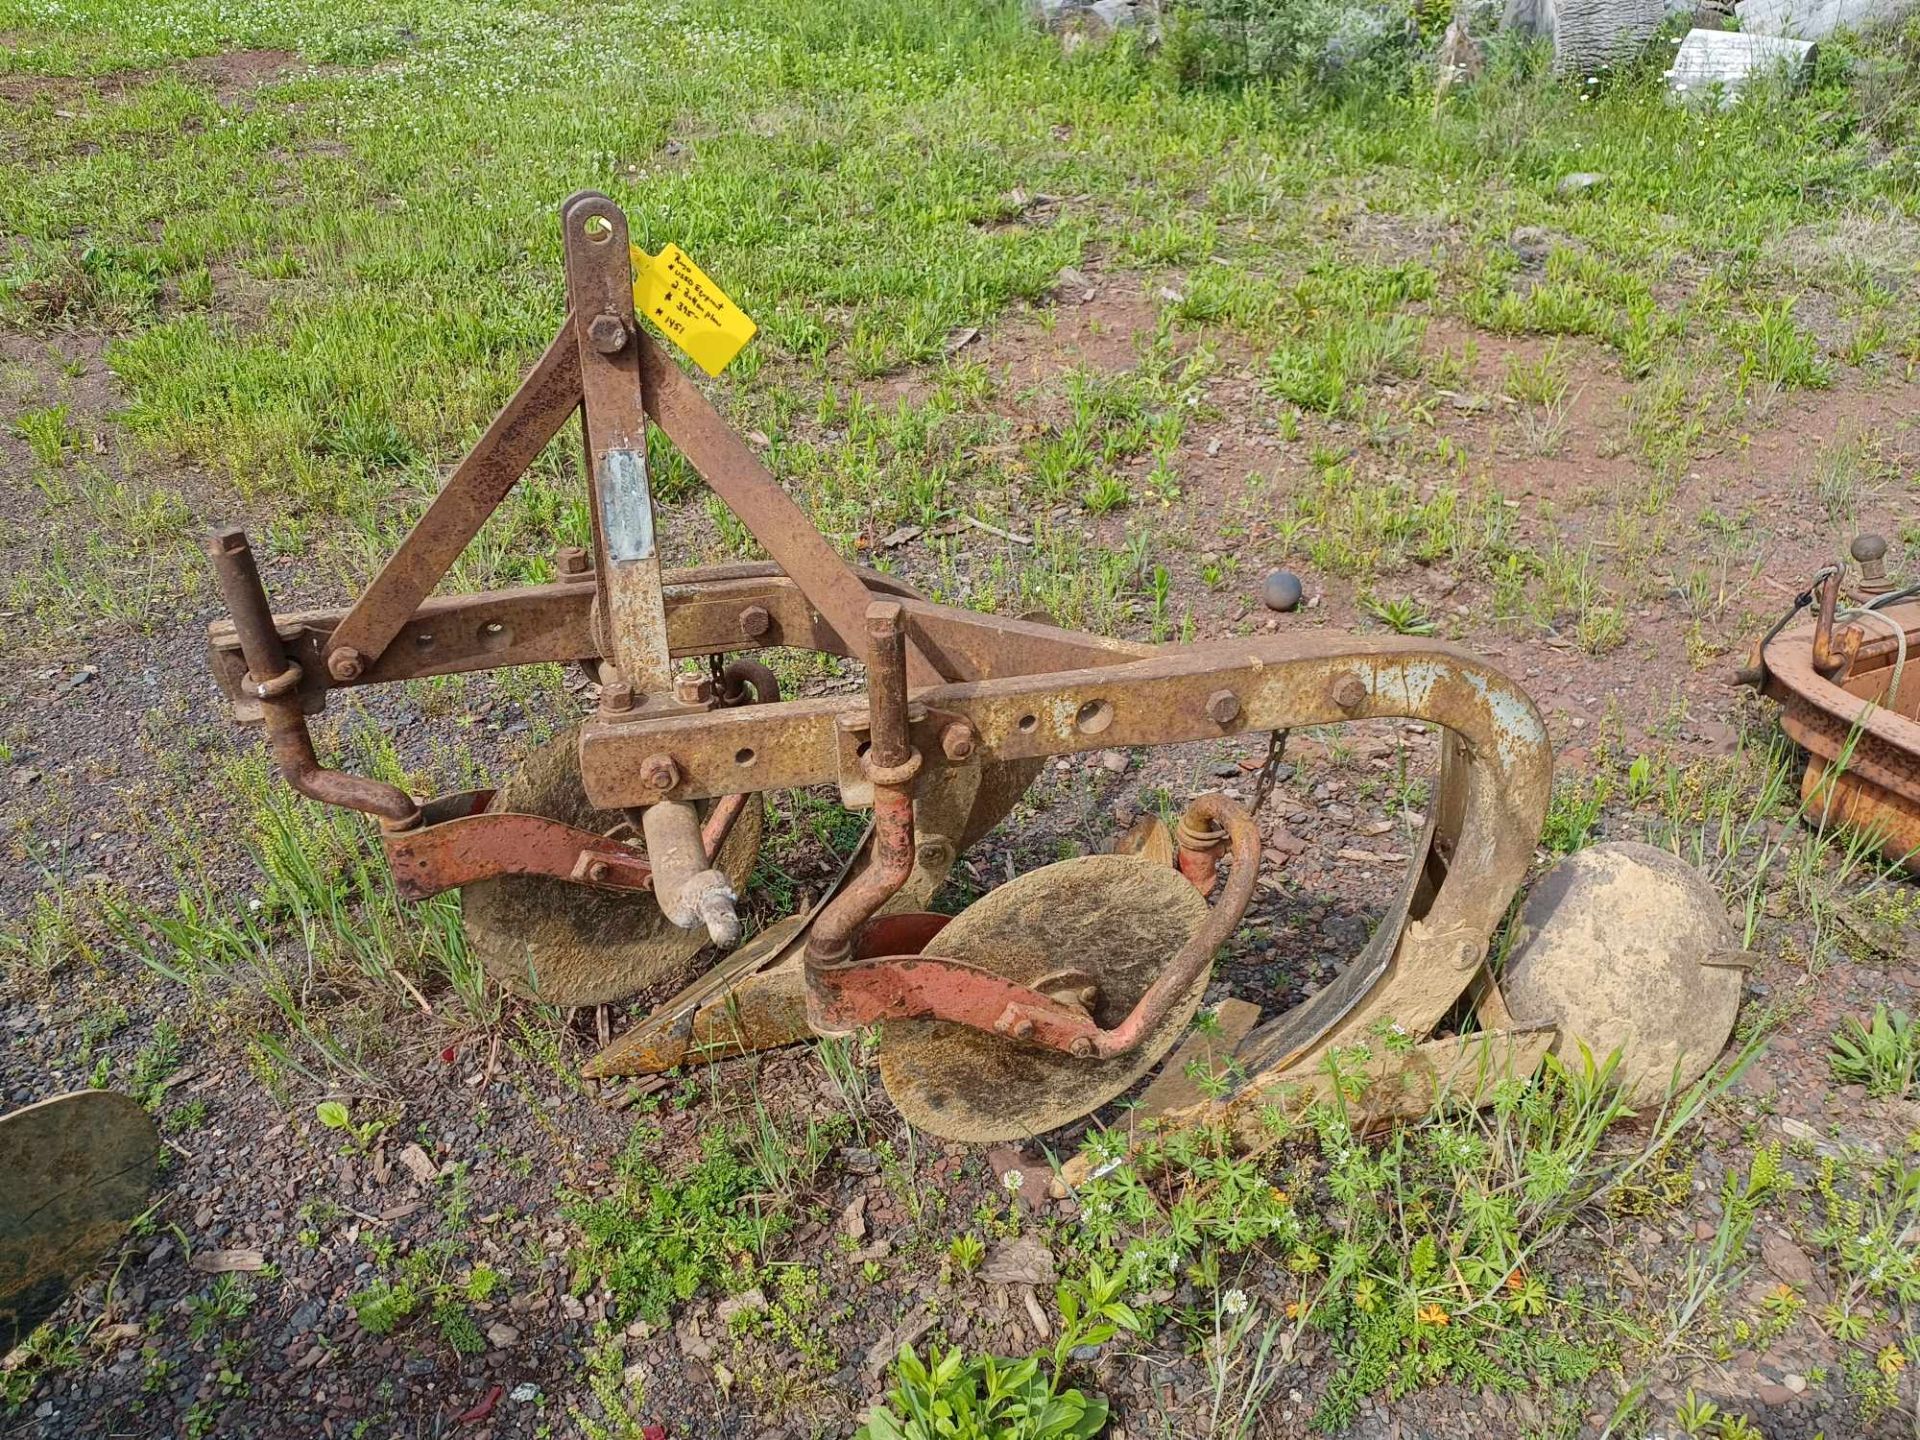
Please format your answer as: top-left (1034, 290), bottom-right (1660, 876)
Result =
top-left (1738, 0), bottom-right (1912, 39)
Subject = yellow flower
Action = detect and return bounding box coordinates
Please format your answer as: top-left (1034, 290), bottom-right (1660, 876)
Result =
top-left (1284, 1301), bottom-right (1302, 1320)
top-left (1270, 1187), bottom-right (1290, 1204)
top-left (1416, 1304), bottom-right (1450, 1327)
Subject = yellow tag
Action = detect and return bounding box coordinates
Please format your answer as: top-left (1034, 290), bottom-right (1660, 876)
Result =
top-left (632, 243), bottom-right (757, 377)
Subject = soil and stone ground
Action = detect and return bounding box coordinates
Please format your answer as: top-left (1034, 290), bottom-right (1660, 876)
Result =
top-left (7, 9), bottom-right (1920, 1439)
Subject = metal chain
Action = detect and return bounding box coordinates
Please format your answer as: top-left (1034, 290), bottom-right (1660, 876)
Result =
top-left (1248, 728), bottom-right (1291, 815)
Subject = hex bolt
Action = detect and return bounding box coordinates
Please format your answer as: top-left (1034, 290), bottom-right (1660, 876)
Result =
top-left (555, 545), bottom-right (590, 577)
top-left (587, 860), bottom-right (611, 884)
top-left (639, 754), bottom-right (681, 792)
top-left (1069, 1036), bottom-right (1095, 1059)
top-left (737, 604), bottom-right (771, 639)
top-left (327, 647), bottom-right (365, 682)
top-left (1331, 673), bottom-right (1368, 712)
top-left (1206, 689), bottom-right (1241, 726)
top-left (600, 677), bottom-right (634, 713)
top-left (673, 672), bottom-right (713, 706)
top-left (940, 722), bottom-right (977, 762)
top-left (587, 313), bottom-right (629, 355)
top-left (1010, 1017), bottom-right (1035, 1041)
top-left (1853, 533), bottom-right (1892, 596)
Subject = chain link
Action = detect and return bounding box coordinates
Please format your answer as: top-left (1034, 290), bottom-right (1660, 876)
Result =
top-left (1248, 728), bottom-right (1291, 815)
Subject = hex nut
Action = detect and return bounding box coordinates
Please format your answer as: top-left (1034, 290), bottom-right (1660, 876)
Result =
top-left (1206, 689), bottom-right (1240, 725)
top-left (327, 647), bottom-right (365, 682)
top-left (1331, 673), bottom-right (1367, 711)
top-left (738, 604), bottom-right (772, 639)
top-left (599, 678), bottom-right (634, 714)
top-left (638, 755), bottom-right (680, 792)
top-left (587, 313), bottom-right (629, 355)
top-left (555, 546), bottom-right (590, 577)
top-left (940, 722), bottom-right (977, 761)
top-left (673, 673), bottom-right (713, 706)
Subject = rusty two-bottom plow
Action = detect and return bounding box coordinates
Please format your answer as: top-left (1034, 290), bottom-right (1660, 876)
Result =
top-left (4, 195), bottom-right (1759, 1352)
top-left (196, 193), bottom-right (1598, 1150)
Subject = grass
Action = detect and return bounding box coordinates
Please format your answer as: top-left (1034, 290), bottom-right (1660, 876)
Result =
top-left (1067, 1041), bottom-right (1749, 1432)
top-left (2, 0), bottom-right (1917, 647)
top-left (9, 0), bottom-right (1920, 1431)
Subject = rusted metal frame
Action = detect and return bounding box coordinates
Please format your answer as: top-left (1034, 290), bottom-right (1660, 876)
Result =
top-left (571, 632), bottom-right (1545, 1085)
top-left (1762, 613), bottom-right (1920, 794)
top-left (380, 690), bottom-right (760, 903)
top-left (210, 582), bottom-right (602, 718)
top-left (381, 794), bottom-right (749, 902)
top-left (808, 795), bottom-right (1262, 1059)
top-left (208, 571), bottom-right (1137, 718)
top-left (206, 528), bottom-right (420, 826)
top-left (385, 813), bottom-right (654, 900)
top-left (806, 603), bottom-right (921, 976)
top-left (576, 634), bottom-right (1551, 812)
top-left (635, 331), bottom-right (946, 688)
top-left (562, 193), bottom-right (672, 694)
top-left (321, 330), bottom-right (584, 683)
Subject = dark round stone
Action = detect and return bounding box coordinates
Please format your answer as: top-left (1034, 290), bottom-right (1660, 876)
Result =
top-left (1261, 568), bottom-right (1304, 613)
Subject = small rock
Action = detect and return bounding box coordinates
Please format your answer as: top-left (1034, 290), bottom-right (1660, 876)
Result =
top-left (486, 1322), bottom-right (520, 1349)
top-left (980, 1236), bottom-right (1056, 1287)
top-left (189, 1248), bottom-right (265, 1274)
top-left (397, 1143), bottom-right (438, 1185)
top-left (1556, 171), bottom-right (1607, 197)
top-left (1099, 750), bottom-right (1128, 773)
top-left (509, 1382), bottom-right (541, 1403)
top-left (1760, 1231), bottom-right (1815, 1289)
top-left (1783, 1373), bottom-right (1806, 1393)
top-left (716, 1288), bottom-right (769, 1325)
top-left (841, 1195), bottom-right (869, 1241)
top-left (677, 1316), bottom-right (714, 1362)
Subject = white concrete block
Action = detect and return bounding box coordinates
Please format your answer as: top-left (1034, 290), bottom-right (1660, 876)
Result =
top-left (1665, 27), bottom-right (1817, 103)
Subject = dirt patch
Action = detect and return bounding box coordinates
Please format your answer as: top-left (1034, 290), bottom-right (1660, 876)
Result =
top-left (0, 48), bottom-right (303, 110)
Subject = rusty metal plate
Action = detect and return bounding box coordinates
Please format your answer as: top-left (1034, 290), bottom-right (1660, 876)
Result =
top-left (2, 1091), bottom-right (158, 1350)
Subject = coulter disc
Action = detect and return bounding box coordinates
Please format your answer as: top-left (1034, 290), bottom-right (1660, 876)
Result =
top-left (877, 853), bottom-right (1210, 1143)
top-left (461, 727), bottom-right (763, 1007)
top-left (1502, 841), bottom-right (1743, 1102)
top-left (2, 1091), bottom-right (158, 1351)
